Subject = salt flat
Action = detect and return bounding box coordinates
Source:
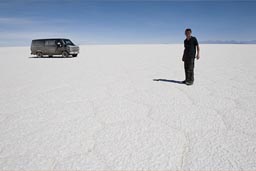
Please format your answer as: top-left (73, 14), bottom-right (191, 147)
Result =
top-left (0, 44), bottom-right (255, 170)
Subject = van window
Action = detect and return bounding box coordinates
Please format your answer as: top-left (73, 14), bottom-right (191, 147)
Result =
top-left (45, 40), bottom-right (56, 46)
top-left (63, 39), bottom-right (74, 46)
top-left (33, 40), bottom-right (44, 46)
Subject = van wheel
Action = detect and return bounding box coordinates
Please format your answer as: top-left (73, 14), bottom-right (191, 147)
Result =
top-left (62, 51), bottom-right (69, 58)
top-left (72, 54), bottom-right (78, 57)
top-left (36, 52), bottom-right (43, 58)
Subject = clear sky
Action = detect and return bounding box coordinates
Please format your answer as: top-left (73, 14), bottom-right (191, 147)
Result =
top-left (0, 0), bottom-right (256, 46)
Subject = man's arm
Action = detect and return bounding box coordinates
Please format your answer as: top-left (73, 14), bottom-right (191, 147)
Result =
top-left (194, 37), bottom-right (200, 59)
top-left (182, 48), bottom-right (185, 61)
top-left (182, 40), bottom-right (185, 61)
top-left (196, 45), bottom-right (200, 59)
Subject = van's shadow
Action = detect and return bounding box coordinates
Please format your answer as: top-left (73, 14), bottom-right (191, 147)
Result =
top-left (28, 56), bottom-right (76, 59)
top-left (153, 79), bottom-right (184, 84)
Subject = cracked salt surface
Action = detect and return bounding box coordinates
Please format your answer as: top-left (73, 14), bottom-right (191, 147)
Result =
top-left (0, 45), bottom-right (256, 170)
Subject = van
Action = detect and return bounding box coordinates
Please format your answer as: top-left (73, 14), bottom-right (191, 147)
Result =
top-left (31, 38), bottom-right (79, 57)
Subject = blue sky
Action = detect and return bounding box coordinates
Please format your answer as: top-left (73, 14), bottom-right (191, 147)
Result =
top-left (0, 0), bottom-right (256, 46)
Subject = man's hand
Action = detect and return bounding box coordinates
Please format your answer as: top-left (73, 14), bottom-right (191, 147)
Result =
top-left (196, 54), bottom-right (200, 60)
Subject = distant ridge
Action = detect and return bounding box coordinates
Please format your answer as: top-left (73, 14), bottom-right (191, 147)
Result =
top-left (201, 40), bottom-right (256, 44)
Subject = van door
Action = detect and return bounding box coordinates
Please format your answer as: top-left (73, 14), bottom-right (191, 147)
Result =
top-left (45, 40), bottom-right (57, 55)
top-left (55, 39), bottom-right (64, 55)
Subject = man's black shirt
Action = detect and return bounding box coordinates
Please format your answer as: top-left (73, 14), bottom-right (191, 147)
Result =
top-left (183, 36), bottom-right (198, 59)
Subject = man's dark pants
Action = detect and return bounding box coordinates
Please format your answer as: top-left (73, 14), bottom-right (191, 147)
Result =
top-left (184, 58), bottom-right (195, 83)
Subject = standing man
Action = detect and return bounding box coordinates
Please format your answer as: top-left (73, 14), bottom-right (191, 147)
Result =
top-left (182, 28), bottom-right (200, 85)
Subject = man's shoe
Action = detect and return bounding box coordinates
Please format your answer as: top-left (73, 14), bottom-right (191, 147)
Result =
top-left (182, 80), bottom-right (186, 84)
top-left (185, 82), bottom-right (193, 86)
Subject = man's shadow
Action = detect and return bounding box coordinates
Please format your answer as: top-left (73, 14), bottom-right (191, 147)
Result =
top-left (153, 79), bottom-right (184, 84)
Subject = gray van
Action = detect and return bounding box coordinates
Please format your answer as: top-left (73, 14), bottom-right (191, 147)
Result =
top-left (31, 38), bottom-right (79, 57)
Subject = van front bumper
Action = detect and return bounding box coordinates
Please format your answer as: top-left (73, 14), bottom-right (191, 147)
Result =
top-left (69, 51), bottom-right (79, 55)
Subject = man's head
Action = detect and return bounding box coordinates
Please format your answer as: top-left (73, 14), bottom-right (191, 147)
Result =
top-left (185, 28), bottom-right (192, 38)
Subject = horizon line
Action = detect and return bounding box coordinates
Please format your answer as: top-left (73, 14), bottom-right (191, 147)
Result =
top-left (1, 42), bottom-right (256, 48)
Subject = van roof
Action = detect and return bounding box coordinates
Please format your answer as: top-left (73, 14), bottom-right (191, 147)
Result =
top-left (32, 38), bottom-right (70, 41)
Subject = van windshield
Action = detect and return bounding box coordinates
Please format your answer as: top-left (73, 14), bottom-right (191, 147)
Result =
top-left (63, 39), bottom-right (74, 46)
